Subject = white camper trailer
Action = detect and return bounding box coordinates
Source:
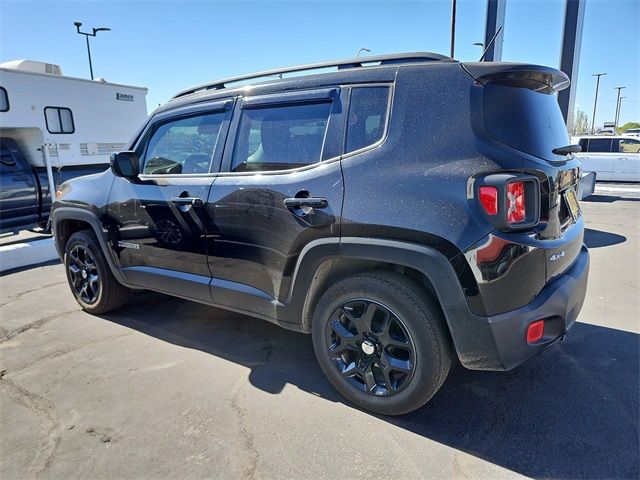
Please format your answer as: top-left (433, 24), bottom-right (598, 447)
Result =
top-left (0, 60), bottom-right (148, 233)
top-left (0, 59), bottom-right (148, 168)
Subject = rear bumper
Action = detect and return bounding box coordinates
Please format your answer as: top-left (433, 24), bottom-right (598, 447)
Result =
top-left (444, 245), bottom-right (589, 370)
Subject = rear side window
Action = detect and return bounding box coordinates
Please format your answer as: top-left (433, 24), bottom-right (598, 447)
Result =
top-left (231, 102), bottom-right (332, 172)
top-left (619, 138), bottom-right (640, 153)
top-left (0, 87), bottom-right (8, 112)
top-left (142, 112), bottom-right (226, 174)
top-left (44, 107), bottom-right (74, 134)
top-left (585, 138), bottom-right (612, 153)
top-left (483, 84), bottom-right (569, 161)
top-left (346, 86), bottom-right (390, 153)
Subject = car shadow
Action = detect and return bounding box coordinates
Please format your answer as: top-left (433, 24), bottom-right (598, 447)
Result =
top-left (582, 194), bottom-right (640, 203)
top-left (583, 228), bottom-right (626, 248)
top-left (102, 294), bottom-right (639, 479)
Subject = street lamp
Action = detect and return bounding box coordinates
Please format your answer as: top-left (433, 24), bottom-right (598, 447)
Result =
top-left (614, 86), bottom-right (626, 128)
top-left (590, 72), bottom-right (606, 134)
top-left (473, 42), bottom-right (484, 48)
top-left (74, 21), bottom-right (111, 80)
top-left (356, 48), bottom-right (371, 58)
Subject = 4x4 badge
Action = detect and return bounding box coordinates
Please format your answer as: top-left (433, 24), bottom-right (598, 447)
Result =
top-left (549, 251), bottom-right (565, 261)
top-left (117, 240), bottom-right (140, 250)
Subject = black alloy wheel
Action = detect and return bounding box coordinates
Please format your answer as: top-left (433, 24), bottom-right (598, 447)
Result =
top-left (67, 244), bottom-right (101, 304)
top-left (326, 299), bottom-right (416, 396)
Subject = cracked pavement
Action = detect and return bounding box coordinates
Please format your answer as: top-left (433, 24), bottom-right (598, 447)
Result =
top-left (1, 197), bottom-right (638, 479)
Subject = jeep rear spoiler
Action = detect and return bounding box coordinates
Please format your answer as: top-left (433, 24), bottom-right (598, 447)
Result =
top-left (461, 62), bottom-right (570, 94)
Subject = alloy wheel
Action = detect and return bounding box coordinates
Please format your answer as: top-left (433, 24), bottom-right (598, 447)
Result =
top-left (325, 299), bottom-right (417, 396)
top-left (68, 245), bottom-right (100, 304)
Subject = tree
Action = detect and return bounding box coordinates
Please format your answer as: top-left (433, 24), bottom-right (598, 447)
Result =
top-left (572, 109), bottom-right (589, 135)
top-left (617, 122), bottom-right (640, 134)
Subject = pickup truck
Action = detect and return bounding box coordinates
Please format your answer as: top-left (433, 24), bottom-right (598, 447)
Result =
top-left (0, 137), bottom-right (107, 234)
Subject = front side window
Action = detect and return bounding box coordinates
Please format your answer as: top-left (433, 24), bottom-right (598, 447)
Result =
top-left (586, 138), bottom-right (613, 153)
top-left (142, 111), bottom-right (225, 175)
top-left (44, 107), bottom-right (74, 134)
top-left (231, 101), bottom-right (332, 172)
top-left (619, 138), bottom-right (640, 153)
top-left (346, 86), bottom-right (390, 153)
top-left (0, 87), bottom-right (8, 112)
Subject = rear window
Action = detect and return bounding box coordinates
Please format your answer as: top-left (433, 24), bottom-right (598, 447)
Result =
top-left (483, 84), bottom-right (569, 161)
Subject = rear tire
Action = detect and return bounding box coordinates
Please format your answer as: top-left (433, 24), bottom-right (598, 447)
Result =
top-left (64, 229), bottom-right (130, 314)
top-left (312, 271), bottom-right (452, 416)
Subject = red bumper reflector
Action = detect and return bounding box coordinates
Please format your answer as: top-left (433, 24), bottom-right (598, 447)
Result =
top-left (479, 186), bottom-right (498, 215)
top-left (527, 320), bottom-right (545, 344)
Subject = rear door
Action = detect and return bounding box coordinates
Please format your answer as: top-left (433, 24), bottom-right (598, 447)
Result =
top-left (106, 100), bottom-right (232, 300)
top-left (205, 88), bottom-right (345, 313)
top-left (578, 138), bottom-right (615, 180)
top-left (614, 138), bottom-right (640, 181)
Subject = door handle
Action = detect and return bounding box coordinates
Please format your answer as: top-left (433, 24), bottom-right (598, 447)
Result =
top-left (283, 197), bottom-right (328, 209)
top-left (171, 196), bottom-right (202, 206)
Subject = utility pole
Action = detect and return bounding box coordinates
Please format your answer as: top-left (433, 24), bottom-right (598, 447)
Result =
top-left (74, 22), bottom-right (111, 80)
top-left (590, 73), bottom-right (606, 134)
top-left (614, 86), bottom-right (626, 129)
top-left (450, 0), bottom-right (457, 58)
top-left (617, 96), bottom-right (626, 128)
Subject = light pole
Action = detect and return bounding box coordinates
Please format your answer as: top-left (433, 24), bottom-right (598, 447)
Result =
top-left (614, 86), bottom-right (626, 129)
top-left (590, 72), bottom-right (606, 134)
top-left (450, 0), bottom-right (457, 58)
top-left (617, 96), bottom-right (626, 129)
top-left (356, 48), bottom-right (371, 58)
top-left (74, 21), bottom-right (111, 80)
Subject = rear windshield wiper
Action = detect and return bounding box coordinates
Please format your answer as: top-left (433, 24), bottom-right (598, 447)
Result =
top-left (552, 144), bottom-right (582, 156)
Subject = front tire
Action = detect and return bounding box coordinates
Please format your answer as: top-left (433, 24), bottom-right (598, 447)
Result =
top-left (311, 271), bottom-right (452, 416)
top-left (64, 230), bottom-right (130, 314)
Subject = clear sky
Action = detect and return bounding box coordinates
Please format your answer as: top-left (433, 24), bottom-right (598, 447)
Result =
top-left (1, 0), bottom-right (638, 127)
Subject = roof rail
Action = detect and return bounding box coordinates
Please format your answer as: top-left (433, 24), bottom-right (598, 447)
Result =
top-left (172, 52), bottom-right (453, 99)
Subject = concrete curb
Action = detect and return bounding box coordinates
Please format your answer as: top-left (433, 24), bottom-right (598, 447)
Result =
top-left (0, 237), bottom-right (59, 273)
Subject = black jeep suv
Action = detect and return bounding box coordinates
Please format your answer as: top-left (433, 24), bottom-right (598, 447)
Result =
top-left (52, 53), bottom-right (589, 415)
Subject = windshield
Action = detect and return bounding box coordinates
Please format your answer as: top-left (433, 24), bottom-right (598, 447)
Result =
top-left (483, 83), bottom-right (570, 162)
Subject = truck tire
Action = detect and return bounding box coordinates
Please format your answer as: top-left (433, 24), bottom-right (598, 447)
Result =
top-left (64, 229), bottom-right (130, 314)
top-left (311, 270), bottom-right (452, 416)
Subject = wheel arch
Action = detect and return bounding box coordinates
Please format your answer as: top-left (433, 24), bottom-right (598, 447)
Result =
top-left (52, 207), bottom-right (127, 285)
top-left (287, 238), bottom-right (471, 340)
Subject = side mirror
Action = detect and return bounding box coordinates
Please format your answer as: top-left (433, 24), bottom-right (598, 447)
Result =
top-left (111, 151), bottom-right (140, 179)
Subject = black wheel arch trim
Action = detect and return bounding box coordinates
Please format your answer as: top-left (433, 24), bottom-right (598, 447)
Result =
top-left (52, 207), bottom-right (128, 286)
top-left (284, 237), bottom-right (471, 341)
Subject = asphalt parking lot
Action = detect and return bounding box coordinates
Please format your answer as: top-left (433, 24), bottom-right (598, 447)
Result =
top-left (1, 190), bottom-right (638, 479)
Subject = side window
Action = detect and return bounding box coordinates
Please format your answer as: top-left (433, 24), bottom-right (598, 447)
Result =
top-left (586, 138), bottom-right (612, 153)
top-left (142, 111), bottom-right (226, 175)
top-left (44, 107), bottom-right (74, 134)
top-left (0, 145), bottom-right (16, 171)
top-left (578, 138), bottom-right (589, 151)
top-left (345, 86), bottom-right (390, 153)
top-left (619, 138), bottom-right (640, 153)
top-left (231, 101), bottom-right (332, 172)
top-left (0, 87), bottom-right (8, 112)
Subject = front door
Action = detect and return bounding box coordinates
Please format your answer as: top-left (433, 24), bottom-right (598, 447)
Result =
top-left (205, 88), bottom-right (345, 318)
top-left (106, 100), bottom-right (232, 299)
top-left (615, 137), bottom-right (640, 181)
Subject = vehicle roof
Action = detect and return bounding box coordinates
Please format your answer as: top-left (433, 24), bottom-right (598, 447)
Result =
top-left (573, 135), bottom-right (636, 140)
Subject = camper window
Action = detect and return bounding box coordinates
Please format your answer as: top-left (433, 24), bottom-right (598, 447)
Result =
top-left (0, 87), bottom-right (8, 112)
top-left (44, 107), bottom-right (75, 134)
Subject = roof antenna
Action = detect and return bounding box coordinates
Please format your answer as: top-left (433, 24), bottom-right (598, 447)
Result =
top-left (478, 26), bottom-right (503, 62)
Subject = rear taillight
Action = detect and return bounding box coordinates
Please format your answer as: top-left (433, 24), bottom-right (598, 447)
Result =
top-left (473, 174), bottom-right (540, 230)
top-left (479, 186), bottom-right (498, 215)
top-left (506, 181), bottom-right (526, 224)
